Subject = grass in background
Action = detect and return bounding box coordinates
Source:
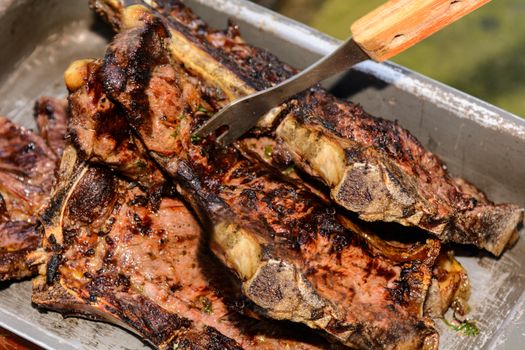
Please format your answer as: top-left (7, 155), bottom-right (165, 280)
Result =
top-left (276, 0), bottom-right (525, 117)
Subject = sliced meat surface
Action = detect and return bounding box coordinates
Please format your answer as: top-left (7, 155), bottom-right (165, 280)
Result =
top-left (32, 145), bottom-right (335, 350)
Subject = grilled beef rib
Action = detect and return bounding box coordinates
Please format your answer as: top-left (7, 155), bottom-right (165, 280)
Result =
top-left (76, 11), bottom-right (442, 349)
top-left (32, 144), bottom-right (335, 350)
top-left (60, 51), bottom-right (476, 350)
top-left (90, 0), bottom-right (522, 256)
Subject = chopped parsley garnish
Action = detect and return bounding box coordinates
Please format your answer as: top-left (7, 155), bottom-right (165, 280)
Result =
top-left (282, 166), bottom-right (295, 176)
top-left (171, 126), bottom-right (180, 138)
top-left (197, 104), bottom-right (208, 113)
top-left (199, 296), bottom-right (213, 314)
top-left (190, 134), bottom-right (202, 144)
top-left (443, 318), bottom-right (480, 336)
top-left (264, 145), bottom-right (273, 157)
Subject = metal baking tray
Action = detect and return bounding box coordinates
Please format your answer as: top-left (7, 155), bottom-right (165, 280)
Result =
top-left (0, 0), bottom-right (523, 348)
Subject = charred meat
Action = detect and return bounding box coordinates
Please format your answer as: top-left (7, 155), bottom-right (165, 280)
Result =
top-left (0, 103), bottom-right (66, 281)
top-left (64, 52), bottom-right (475, 348)
top-left (34, 97), bottom-right (68, 158)
top-left (90, 0), bottom-right (522, 256)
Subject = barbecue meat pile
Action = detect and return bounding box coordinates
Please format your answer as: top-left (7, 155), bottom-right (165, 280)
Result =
top-left (94, 15), bottom-right (443, 348)
top-left (0, 0), bottom-right (521, 349)
top-left (92, 0), bottom-right (523, 257)
top-left (0, 98), bottom-right (66, 281)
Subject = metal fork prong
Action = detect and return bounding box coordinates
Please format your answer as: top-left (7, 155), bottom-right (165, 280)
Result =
top-left (216, 122), bottom-right (246, 145)
top-left (195, 97), bottom-right (265, 142)
top-left (216, 129), bottom-right (233, 145)
top-left (194, 111), bottom-right (230, 138)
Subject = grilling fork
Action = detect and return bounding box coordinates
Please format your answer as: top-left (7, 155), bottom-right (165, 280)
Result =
top-left (194, 0), bottom-right (491, 145)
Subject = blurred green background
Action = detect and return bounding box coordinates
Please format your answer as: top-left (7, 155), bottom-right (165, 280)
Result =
top-left (255, 0), bottom-right (525, 118)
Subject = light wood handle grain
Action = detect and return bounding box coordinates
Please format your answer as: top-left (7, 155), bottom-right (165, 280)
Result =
top-left (351, 0), bottom-right (491, 62)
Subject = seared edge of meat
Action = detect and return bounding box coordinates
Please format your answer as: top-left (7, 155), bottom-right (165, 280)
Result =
top-left (65, 58), bottom-right (167, 191)
top-left (34, 97), bottom-right (68, 158)
top-left (424, 250), bottom-right (470, 319)
top-left (0, 201), bottom-right (40, 281)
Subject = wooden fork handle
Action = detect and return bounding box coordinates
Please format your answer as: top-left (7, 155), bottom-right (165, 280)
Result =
top-left (351, 0), bottom-right (491, 62)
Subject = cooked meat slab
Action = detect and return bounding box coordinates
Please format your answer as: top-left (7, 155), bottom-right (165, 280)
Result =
top-left (90, 0), bottom-right (522, 256)
top-left (73, 11), bottom-right (443, 349)
top-left (0, 104), bottom-right (66, 281)
top-left (66, 59), bottom-right (165, 190)
top-left (64, 54), bottom-right (475, 350)
top-left (34, 97), bottom-right (68, 159)
top-left (31, 145), bottom-right (334, 350)
top-left (0, 202), bottom-right (39, 281)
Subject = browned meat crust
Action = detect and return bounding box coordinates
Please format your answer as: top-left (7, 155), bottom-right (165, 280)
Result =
top-left (0, 113), bottom-right (62, 281)
top-left (34, 97), bottom-right (68, 158)
top-left (86, 14), bottom-right (441, 349)
top-left (279, 92), bottom-right (523, 256)
top-left (0, 211), bottom-right (39, 281)
top-left (34, 58), bottom-right (335, 350)
top-left (66, 62), bottom-right (165, 190)
top-left (93, 0), bottom-right (523, 256)
top-left (32, 145), bottom-right (335, 350)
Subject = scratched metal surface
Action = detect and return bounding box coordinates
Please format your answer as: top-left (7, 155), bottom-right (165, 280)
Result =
top-left (0, 0), bottom-right (523, 349)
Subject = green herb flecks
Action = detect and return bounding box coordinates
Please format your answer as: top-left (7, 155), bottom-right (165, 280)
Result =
top-left (197, 104), bottom-right (208, 113)
top-left (190, 134), bottom-right (202, 144)
top-left (196, 104), bottom-right (214, 117)
top-left (199, 296), bottom-right (213, 314)
top-left (264, 145), bottom-right (273, 158)
top-left (179, 113), bottom-right (187, 121)
top-left (282, 166), bottom-right (295, 176)
top-left (171, 125), bottom-right (180, 138)
top-left (134, 160), bottom-right (147, 170)
top-left (443, 318), bottom-right (480, 336)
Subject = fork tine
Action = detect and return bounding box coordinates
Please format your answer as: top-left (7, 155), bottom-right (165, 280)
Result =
top-left (194, 111), bottom-right (230, 138)
top-left (216, 119), bottom-right (249, 146)
top-left (195, 99), bottom-right (258, 144)
top-left (216, 129), bottom-right (233, 145)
